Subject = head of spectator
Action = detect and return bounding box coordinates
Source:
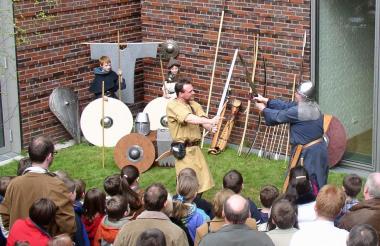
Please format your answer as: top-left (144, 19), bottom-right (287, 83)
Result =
top-left (28, 136), bottom-right (55, 168)
top-left (0, 176), bottom-right (14, 198)
top-left (177, 167), bottom-right (197, 179)
top-left (364, 173), bottom-right (380, 200)
top-left (287, 166), bottom-right (314, 203)
top-left (17, 157), bottom-right (31, 176)
top-left (61, 178), bottom-right (76, 203)
top-left (104, 174), bottom-right (121, 197)
top-left (161, 193), bottom-right (174, 217)
top-left (120, 165), bottom-right (142, 211)
top-left (15, 241), bottom-right (30, 246)
top-left (343, 174), bottom-right (362, 199)
top-left (136, 228), bottom-right (167, 246)
top-left (223, 194), bottom-right (250, 224)
top-left (223, 169), bottom-right (243, 194)
top-left (267, 197), bottom-right (298, 231)
top-left (143, 183), bottom-right (168, 212)
top-left (212, 188), bottom-right (235, 218)
top-left (260, 185), bottom-right (279, 209)
top-left (48, 234), bottom-right (74, 246)
top-left (347, 224), bottom-right (379, 246)
top-left (172, 174), bottom-right (199, 219)
top-left (53, 170), bottom-right (69, 180)
top-left (30, 198), bottom-right (57, 230)
top-left (83, 188), bottom-right (106, 220)
top-left (106, 195), bottom-right (129, 222)
top-left (315, 184), bottom-right (345, 220)
top-left (74, 179), bottom-right (86, 202)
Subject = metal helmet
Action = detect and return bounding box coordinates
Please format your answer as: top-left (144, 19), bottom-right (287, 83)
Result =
top-left (296, 80), bottom-right (315, 100)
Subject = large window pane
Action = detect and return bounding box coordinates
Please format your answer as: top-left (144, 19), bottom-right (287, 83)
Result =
top-left (318, 0), bottom-right (376, 165)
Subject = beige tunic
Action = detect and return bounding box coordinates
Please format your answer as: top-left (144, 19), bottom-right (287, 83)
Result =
top-left (166, 99), bottom-right (214, 192)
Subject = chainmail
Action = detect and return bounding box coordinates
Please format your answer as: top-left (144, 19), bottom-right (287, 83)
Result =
top-left (297, 101), bottom-right (322, 121)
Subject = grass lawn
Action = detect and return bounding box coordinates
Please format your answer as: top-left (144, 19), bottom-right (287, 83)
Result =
top-left (0, 143), bottom-right (348, 205)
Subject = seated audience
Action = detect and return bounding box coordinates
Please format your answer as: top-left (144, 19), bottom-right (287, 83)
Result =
top-left (136, 228), bottom-right (167, 246)
top-left (73, 179), bottom-right (86, 214)
top-left (172, 174), bottom-right (210, 244)
top-left (94, 195), bottom-right (130, 246)
top-left (82, 188), bottom-right (106, 246)
top-left (258, 185), bottom-right (279, 231)
top-left (266, 197), bottom-right (298, 246)
top-left (7, 198), bottom-right (57, 246)
top-left (347, 224), bottom-right (378, 246)
top-left (199, 194), bottom-right (274, 246)
top-left (194, 188), bottom-right (257, 246)
top-left (290, 184), bottom-right (348, 246)
top-left (176, 168), bottom-right (214, 219)
top-left (339, 172), bottom-right (380, 245)
top-left (286, 166), bottom-right (316, 228)
top-left (119, 165), bottom-right (144, 219)
top-left (113, 183), bottom-right (189, 246)
top-left (48, 234), bottom-right (74, 246)
top-left (223, 169), bottom-right (262, 223)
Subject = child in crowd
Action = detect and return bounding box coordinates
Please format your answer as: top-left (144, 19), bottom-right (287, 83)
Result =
top-left (258, 185), bottom-right (279, 231)
top-left (136, 228), bottom-right (167, 246)
top-left (335, 173), bottom-right (362, 224)
top-left (0, 176), bottom-right (13, 203)
top-left (7, 198), bottom-right (57, 246)
top-left (82, 188), bottom-right (106, 246)
top-left (94, 195), bottom-right (130, 246)
top-left (119, 165), bottom-right (144, 219)
top-left (176, 168), bottom-right (214, 219)
top-left (103, 174), bottom-right (121, 198)
top-left (16, 157), bottom-right (31, 176)
top-left (89, 56), bottom-right (125, 99)
top-left (62, 178), bottom-right (89, 246)
top-left (74, 179), bottom-right (86, 214)
top-left (172, 174), bottom-right (210, 244)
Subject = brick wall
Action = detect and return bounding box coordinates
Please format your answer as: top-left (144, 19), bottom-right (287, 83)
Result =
top-left (142, 0), bottom-right (311, 152)
top-left (14, 0), bottom-right (143, 146)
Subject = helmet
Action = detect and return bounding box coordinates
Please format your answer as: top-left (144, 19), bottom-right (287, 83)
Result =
top-left (296, 80), bottom-right (315, 100)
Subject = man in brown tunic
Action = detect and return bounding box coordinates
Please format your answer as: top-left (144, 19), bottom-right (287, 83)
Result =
top-left (166, 77), bottom-right (219, 193)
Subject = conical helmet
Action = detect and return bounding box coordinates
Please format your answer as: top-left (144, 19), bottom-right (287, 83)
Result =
top-left (296, 80), bottom-right (315, 100)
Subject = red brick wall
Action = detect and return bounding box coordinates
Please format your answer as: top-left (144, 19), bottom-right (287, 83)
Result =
top-left (142, 0), bottom-right (311, 152)
top-left (14, 0), bottom-right (143, 146)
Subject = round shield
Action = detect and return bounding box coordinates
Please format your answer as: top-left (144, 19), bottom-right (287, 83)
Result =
top-left (80, 98), bottom-right (133, 147)
top-left (114, 133), bottom-right (156, 173)
top-left (143, 97), bottom-right (171, 130)
top-left (324, 115), bottom-right (347, 167)
top-left (159, 39), bottom-right (179, 60)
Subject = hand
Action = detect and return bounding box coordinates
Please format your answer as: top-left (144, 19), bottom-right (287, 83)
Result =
top-left (253, 94), bottom-right (268, 104)
top-left (102, 96), bottom-right (109, 101)
top-left (210, 116), bottom-right (220, 126)
top-left (254, 102), bottom-right (266, 112)
top-left (117, 68), bottom-right (122, 76)
top-left (211, 125), bottom-right (218, 133)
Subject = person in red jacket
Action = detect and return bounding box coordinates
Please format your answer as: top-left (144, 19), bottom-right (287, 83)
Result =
top-left (7, 198), bottom-right (57, 246)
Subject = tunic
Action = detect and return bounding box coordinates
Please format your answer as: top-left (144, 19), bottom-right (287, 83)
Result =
top-left (262, 99), bottom-right (328, 189)
top-left (166, 99), bottom-right (214, 193)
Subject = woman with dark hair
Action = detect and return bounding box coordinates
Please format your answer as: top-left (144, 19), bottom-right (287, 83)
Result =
top-left (286, 166), bottom-right (317, 228)
top-left (136, 228), bottom-right (167, 246)
top-left (82, 188), bottom-right (106, 246)
top-left (120, 165), bottom-right (144, 219)
top-left (266, 198), bottom-right (298, 246)
top-left (7, 198), bottom-right (57, 246)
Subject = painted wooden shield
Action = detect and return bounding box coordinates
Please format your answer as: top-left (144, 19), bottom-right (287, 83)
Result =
top-left (324, 115), bottom-right (347, 167)
top-left (114, 133), bottom-right (155, 173)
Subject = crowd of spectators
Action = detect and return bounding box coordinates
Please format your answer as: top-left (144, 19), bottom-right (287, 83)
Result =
top-left (0, 135), bottom-right (378, 246)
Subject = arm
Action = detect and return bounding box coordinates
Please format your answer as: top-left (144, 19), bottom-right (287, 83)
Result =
top-left (53, 182), bottom-right (76, 235)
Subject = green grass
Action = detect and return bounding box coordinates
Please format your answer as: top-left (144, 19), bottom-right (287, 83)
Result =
top-left (0, 144), bottom-right (348, 205)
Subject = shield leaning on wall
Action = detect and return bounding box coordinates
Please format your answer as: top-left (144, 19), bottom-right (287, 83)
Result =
top-left (49, 88), bottom-right (81, 143)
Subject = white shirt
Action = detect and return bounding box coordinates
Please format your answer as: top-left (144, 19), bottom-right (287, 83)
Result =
top-left (290, 220), bottom-right (348, 246)
top-left (297, 201), bottom-right (317, 228)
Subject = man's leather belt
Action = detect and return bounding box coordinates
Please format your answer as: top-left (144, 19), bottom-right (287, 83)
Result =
top-left (185, 140), bottom-right (200, 147)
top-left (303, 137), bottom-right (323, 149)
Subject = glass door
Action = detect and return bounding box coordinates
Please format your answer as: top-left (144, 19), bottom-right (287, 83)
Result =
top-left (316, 0), bottom-right (376, 169)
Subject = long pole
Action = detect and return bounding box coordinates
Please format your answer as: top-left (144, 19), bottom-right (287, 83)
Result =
top-left (102, 81), bottom-right (105, 168)
top-left (201, 3), bottom-right (225, 148)
top-left (117, 31), bottom-right (122, 100)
